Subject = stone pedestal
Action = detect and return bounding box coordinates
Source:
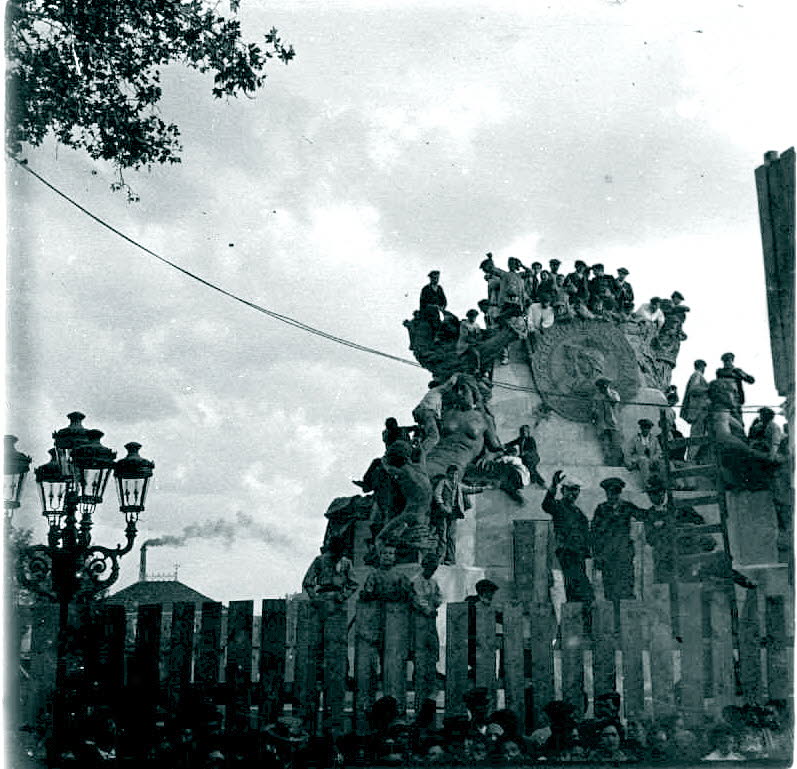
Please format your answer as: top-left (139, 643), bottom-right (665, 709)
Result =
top-left (726, 490), bottom-right (780, 567)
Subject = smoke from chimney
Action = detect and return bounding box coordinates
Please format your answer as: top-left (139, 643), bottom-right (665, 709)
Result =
top-left (142, 512), bottom-right (287, 551)
top-left (139, 544), bottom-right (147, 583)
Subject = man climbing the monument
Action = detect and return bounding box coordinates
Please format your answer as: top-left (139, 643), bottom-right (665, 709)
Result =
top-left (591, 378), bottom-right (624, 466)
top-left (541, 471), bottom-right (593, 606)
top-left (431, 464), bottom-right (487, 565)
top-left (591, 477), bottom-right (646, 602)
top-left (412, 374), bottom-right (460, 457)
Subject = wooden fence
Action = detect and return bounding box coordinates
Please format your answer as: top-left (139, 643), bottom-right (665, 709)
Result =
top-left (17, 584), bottom-right (792, 737)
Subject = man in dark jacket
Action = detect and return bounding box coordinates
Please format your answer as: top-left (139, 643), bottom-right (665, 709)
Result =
top-left (541, 471), bottom-right (593, 605)
top-left (613, 268), bottom-right (634, 315)
top-left (419, 270), bottom-right (447, 334)
top-left (591, 477), bottom-right (646, 601)
top-left (505, 424), bottom-right (546, 487)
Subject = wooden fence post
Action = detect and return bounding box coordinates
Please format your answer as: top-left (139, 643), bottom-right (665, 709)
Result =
top-left (226, 600), bottom-right (254, 732)
top-left (738, 590), bottom-right (762, 704)
top-left (502, 601), bottom-right (525, 727)
top-left (528, 602), bottom-right (556, 730)
top-left (166, 602), bottom-right (195, 709)
top-left (676, 583), bottom-right (704, 724)
top-left (766, 596), bottom-right (791, 701)
top-left (709, 589), bottom-right (735, 712)
top-left (353, 601), bottom-right (381, 733)
top-left (445, 602), bottom-right (468, 719)
top-left (619, 600), bottom-right (646, 719)
top-left (475, 603), bottom-right (497, 708)
top-left (513, 521), bottom-right (552, 604)
top-left (591, 601), bottom-right (616, 699)
top-left (560, 603), bottom-right (584, 713)
top-left (647, 585), bottom-right (674, 716)
top-left (383, 603), bottom-right (410, 714)
top-left (293, 601), bottom-right (319, 731)
top-left (259, 599), bottom-right (287, 724)
top-left (196, 601), bottom-right (223, 687)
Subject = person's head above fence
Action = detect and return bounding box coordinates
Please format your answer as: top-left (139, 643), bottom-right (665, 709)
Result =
top-left (638, 418), bottom-right (654, 434)
top-left (421, 552), bottom-right (439, 578)
top-left (474, 578), bottom-right (499, 602)
top-left (599, 477), bottom-right (625, 501)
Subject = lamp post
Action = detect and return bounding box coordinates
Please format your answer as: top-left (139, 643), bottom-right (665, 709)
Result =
top-left (4, 412), bottom-right (154, 754)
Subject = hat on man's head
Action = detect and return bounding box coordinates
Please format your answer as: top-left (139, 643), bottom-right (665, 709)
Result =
top-left (594, 377), bottom-right (612, 388)
top-left (421, 551), bottom-right (440, 568)
top-left (264, 717), bottom-right (309, 745)
top-left (645, 476), bottom-right (666, 494)
top-left (617, 267), bottom-right (629, 276)
top-left (638, 418), bottom-right (654, 428)
top-left (561, 475), bottom-right (584, 489)
top-left (671, 291), bottom-right (684, 301)
top-left (428, 270), bottom-right (440, 278)
top-left (475, 578), bottom-right (499, 595)
top-left (574, 260), bottom-right (587, 269)
top-left (600, 477), bottom-right (626, 491)
top-left (549, 259), bottom-right (561, 266)
top-left (466, 309), bottom-right (479, 319)
top-left (759, 407), bottom-right (775, 420)
top-left (721, 352), bottom-right (735, 362)
top-left (592, 263), bottom-right (604, 271)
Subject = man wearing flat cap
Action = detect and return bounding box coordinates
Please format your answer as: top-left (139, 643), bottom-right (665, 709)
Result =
top-left (542, 470), bottom-right (593, 605)
top-left (466, 579), bottom-right (502, 681)
top-left (716, 352), bottom-right (755, 422)
top-left (588, 263), bottom-right (617, 312)
top-left (613, 268), bottom-right (635, 317)
top-left (564, 260), bottom-right (590, 306)
top-left (419, 270), bottom-right (447, 335)
top-left (748, 407), bottom-right (782, 460)
top-left (591, 477), bottom-right (646, 601)
top-left (591, 378), bottom-right (624, 466)
top-left (625, 418), bottom-right (663, 488)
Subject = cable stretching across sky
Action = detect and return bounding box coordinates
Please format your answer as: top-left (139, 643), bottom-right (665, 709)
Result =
top-left (11, 158), bottom-right (778, 413)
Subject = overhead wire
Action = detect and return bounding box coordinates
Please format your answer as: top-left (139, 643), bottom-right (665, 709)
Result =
top-left (10, 157), bottom-right (782, 415)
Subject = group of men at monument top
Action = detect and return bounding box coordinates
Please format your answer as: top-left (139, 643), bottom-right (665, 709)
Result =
top-left (419, 257), bottom-right (687, 349)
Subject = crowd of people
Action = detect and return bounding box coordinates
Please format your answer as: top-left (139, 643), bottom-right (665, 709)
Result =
top-left (417, 258), bottom-right (689, 367)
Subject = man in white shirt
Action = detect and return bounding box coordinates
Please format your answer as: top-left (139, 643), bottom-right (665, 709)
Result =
top-left (635, 296), bottom-right (665, 329)
top-left (626, 418), bottom-right (663, 487)
top-left (412, 374), bottom-right (459, 456)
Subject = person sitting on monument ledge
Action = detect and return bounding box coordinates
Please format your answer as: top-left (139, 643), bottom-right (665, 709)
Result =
top-left (613, 267), bottom-right (635, 317)
top-left (625, 418), bottom-right (663, 488)
top-left (529, 291), bottom-right (556, 335)
top-left (563, 260), bottom-right (590, 303)
top-left (541, 471), bottom-right (594, 606)
top-left (505, 425), bottom-right (546, 488)
top-left (524, 260), bottom-right (544, 304)
top-left (591, 377), bottom-right (624, 466)
top-left (749, 407), bottom-right (782, 459)
top-left (456, 309), bottom-right (484, 372)
top-left (551, 273), bottom-right (573, 320)
top-left (634, 296), bottom-right (665, 330)
top-left (419, 270), bottom-right (447, 335)
top-left (431, 464), bottom-right (488, 565)
top-left (570, 294), bottom-right (595, 320)
top-left (587, 263), bottom-right (615, 311)
top-left (588, 294), bottom-right (612, 322)
top-left (496, 445), bottom-right (530, 504)
top-left (537, 268), bottom-right (555, 301)
top-left (591, 477), bottom-right (646, 602)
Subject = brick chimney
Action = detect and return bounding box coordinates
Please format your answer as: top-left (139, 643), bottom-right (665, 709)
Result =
top-left (139, 544), bottom-right (147, 582)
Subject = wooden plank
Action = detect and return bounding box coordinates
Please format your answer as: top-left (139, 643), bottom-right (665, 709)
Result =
top-left (647, 584), bottom-right (674, 715)
top-left (226, 600), bottom-right (254, 732)
top-left (322, 607), bottom-right (349, 733)
top-left (166, 602), bottom-right (195, 705)
top-left (709, 590), bottom-right (735, 710)
top-left (513, 520), bottom-right (552, 604)
top-left (502, 602), bottom-right (525, 727)
top-left (293, 600), bottom-right (319, 729)
top-left (383, 602), bottom-right (410, 713)
top-left (354, 601), bottom-right (381, 733)
top-left (674, 495), bottom-right (720, 508)
top-left (738, 590), bottom-right (762, 704)
top-left (135, 604), bottom-right (162, 692)
top-left (560, 602), bottom-right (584, 711)
top-left (676, 583), bottom-right (704, 723)
top-left (474, 602), bottom-right (496, 706)
top-left (196, 601), bottom-right (223, 685)
top-left (632, 522), bottom-right (644, 599)
top-left (444, 602), bottom-right (469, 719)
top-left (591, 601), bottom-right (616, 699)
top-left (260, 599), bottom-right (287, 723)
top-left (620, 600), bottom-right (645, 718)
top-left (765, 596), bottom-right (790, 701)
top-left (528, 602), bottom-right (556, 729)
top-left (670, 464), bottom-right (716, 479)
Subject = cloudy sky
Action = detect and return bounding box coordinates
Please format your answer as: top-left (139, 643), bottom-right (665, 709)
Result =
top-left (5, 0), bottom-right (794, 601)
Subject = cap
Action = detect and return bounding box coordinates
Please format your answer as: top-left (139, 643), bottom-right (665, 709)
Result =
top-left (549, 259), bottom-right (561, 266)
top-left (617, 267), bottom-right (629, 275)
top-left (671, 291), bottom-right (684, 301)
top-left (600, 477), bottom-right (626, 491)
top-left (466, 308), bottom-right (479, 319)
top-left (592, 263), bottom-right (604, 271)
top-left (759, 407), bottom-right (775, 419)
top-left (594, 377), bottom-right (612, 387)
top-left (428, 270), bottom-right (440, 278)
top-left (721, 352), bottom-right (735, 362)
top-left (561, 475), bottom-right (584, 488)
top-left (645, 477), bottom-right (666, 494)
top-left (638, 418), bottom-right (654, 428)
top-left (574, 260), bottom-right (587, 269)
top-left (475, 578), bottom-right (499, 594)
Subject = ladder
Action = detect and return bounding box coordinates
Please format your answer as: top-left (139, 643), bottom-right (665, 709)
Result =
top-left (656, 409), bottom-right (741, 653)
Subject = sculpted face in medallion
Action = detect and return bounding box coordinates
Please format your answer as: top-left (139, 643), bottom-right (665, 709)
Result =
top-left (530, 321), bottom-right (640, 422)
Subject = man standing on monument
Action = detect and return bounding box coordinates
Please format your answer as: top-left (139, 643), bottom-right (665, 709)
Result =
top-left (625, 418), bottom-right (663, 488)
top-left (563, 260), bottom-right (590, 305)
top-left (591, 378), bottom-right (624, 466)
top-left (419, 270), bottom-right (447, 335)
top-left (681, 360), bottom-right (710, 460)
top-left (541, 471), bottom-right (594, 606)
top-left (505, 425), bottom-right (546, 488)
top-left (591, 478), bottom-right (646, 602)
top-left (716, 352), bottom-right (755, 421)
top-left (613, 268), bottom-right (634, 316)
top-left (411, 552), bottom-right (443, 706)
top-left (431, 464), bottom-right (487, 565)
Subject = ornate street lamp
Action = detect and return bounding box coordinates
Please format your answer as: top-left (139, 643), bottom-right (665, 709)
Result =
top-left (11, 413), bottom-right (155, 755)
top-left (4, 435), bottom-right (31, 515)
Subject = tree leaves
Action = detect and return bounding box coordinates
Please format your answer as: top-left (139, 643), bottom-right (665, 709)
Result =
top-left (6, 0), bottom-right (295, 198)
